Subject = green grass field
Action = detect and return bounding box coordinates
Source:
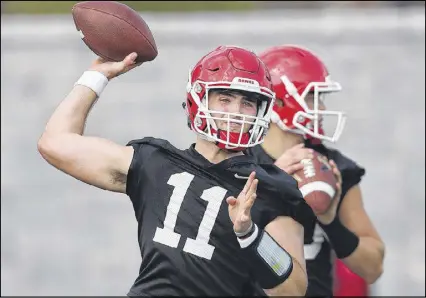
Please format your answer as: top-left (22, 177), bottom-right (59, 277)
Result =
top-left (2, 1), bottom-right (255, 14)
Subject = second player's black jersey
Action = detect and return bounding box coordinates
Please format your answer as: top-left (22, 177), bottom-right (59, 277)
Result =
top-left (125, 137), bottom-right (315, 297)
top-left (245, 141), bottom-right (365, 297)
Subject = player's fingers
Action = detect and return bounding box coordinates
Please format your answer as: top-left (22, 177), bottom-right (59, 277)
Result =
top-left (111, 53), bottom-right (137, 76)
top-left (251, 178), bottom-right (258, 195)
top-left (290, 156), bottom-right (302, 166)
top-left (116, 52), bottom-right (138, 73)
top-left (241, 171), bottom-right (255, 195)
top-left (226, 196), bottom-right (237, 206)
top-left (334, 182), bottom-right (342, 200)
top-left (283, 144), bottom-right (302, 156)
top-left (288, 144), bottom-right (309, 156)
top-left (123, 52), bottom-right (138, 65)
top-left (276, 154), bottom-right (298, 171)
top-left (243, 193), bottom-right (257, 218)
top-left (276, 149), bottom-right (293, 163)
top-left (329, 160), bottom-right (342, 184)
top-left (243, 180), bottom-right (258, 215)
top-left (284, 163), bottom-right (304, 175)
top-left (284, 150), bottom-right (310, 168)
top-left (245, 179), bottom-right (258, 201)
top-left (294, 148), bottom-right (314, 161)
top-left (335, 170), bottom-right (342, 185)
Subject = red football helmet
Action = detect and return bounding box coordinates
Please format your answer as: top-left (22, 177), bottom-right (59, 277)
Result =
top-left (184, 46), bottom-right (275, 151)
top-left (259, 45), bottom-right (346, 143)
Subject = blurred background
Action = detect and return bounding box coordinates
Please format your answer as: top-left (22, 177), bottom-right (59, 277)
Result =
top-left (1, 1), bottom-right (425, 296)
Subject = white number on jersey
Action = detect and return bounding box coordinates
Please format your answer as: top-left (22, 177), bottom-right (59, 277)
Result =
top-left (304, 224), bottom-right (327, 260)
top-left (153, 172), bottom-right (228, 260)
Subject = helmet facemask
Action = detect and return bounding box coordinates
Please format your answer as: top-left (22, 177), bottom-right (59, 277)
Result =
top-left (280, 75), bottom-right (346, 143)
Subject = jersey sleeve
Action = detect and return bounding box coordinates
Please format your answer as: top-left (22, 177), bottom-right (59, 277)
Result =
top-left (252, 163), bottom-right (317, 241)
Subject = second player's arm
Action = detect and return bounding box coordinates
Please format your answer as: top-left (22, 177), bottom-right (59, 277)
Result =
top-left (335, 185), bottom-right (385, 283)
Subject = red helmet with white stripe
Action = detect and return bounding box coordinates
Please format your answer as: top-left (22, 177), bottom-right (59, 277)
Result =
top-left (184, 46), bottom-right (275, 151)
top-left (259, 45), bottom-right (346, 143)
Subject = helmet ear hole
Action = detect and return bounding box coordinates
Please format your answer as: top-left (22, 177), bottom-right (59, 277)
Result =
top-left (275, 99), bottom-right (284, 108)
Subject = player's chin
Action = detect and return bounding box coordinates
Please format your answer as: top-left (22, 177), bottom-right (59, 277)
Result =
top-left (218, 124), bottom-right (239, 133)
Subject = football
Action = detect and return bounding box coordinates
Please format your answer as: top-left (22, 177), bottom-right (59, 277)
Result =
top-left (293, 151), bottom-right (337, 215)
top-left (72, 1), bottom-right (158, 63)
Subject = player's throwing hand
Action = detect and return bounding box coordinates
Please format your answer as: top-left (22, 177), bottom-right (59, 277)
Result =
top-left (227, 171), bottom-right (258, 234)
top-left (89, 52), bottom-right (142, 80)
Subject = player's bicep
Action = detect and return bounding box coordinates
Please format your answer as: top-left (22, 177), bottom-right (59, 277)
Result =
top-left (264, 216), bottom-right (306, 272)
top-left (38, 132), bottom-right (134, 193)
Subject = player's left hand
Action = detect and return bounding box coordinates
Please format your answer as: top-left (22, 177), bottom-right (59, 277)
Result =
top-left (227, 171), bottom-right (258, 234)
top-left (316, 160), bottom-right (343, 225)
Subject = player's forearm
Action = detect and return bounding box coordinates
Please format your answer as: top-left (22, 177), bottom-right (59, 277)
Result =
top-left (44, 85), bottom-right (98, 136)
top-left (264, 257), bottom-right (307, 296)
top-left (341, 236), bottom-right (385, 284)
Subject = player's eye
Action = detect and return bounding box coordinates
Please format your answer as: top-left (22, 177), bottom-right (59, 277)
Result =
top-left (243, 99), bottom-right (256, 108)
top-left (219, 97), bottom-right (231, 103)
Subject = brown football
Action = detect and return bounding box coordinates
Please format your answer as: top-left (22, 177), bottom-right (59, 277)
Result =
top-left (293, 151), bottom-right (337, 215)
top-left (72, 1), bottom-right (158, 63)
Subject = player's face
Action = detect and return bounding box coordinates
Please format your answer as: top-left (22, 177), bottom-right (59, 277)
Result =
top-left (208, 90), bottom-right (258, 133)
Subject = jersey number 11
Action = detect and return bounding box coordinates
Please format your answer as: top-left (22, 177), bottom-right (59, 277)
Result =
top-left (153, 172), bottom-right (227, 260)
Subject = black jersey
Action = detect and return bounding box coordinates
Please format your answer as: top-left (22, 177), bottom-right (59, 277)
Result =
top-left (125, 137), bottom-right (315, 296)
top-left (245, 140), bottom-right (365, 297)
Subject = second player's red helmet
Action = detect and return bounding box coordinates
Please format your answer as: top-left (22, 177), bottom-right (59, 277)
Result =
top-left (259, 45), bottom-right (346, 143)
